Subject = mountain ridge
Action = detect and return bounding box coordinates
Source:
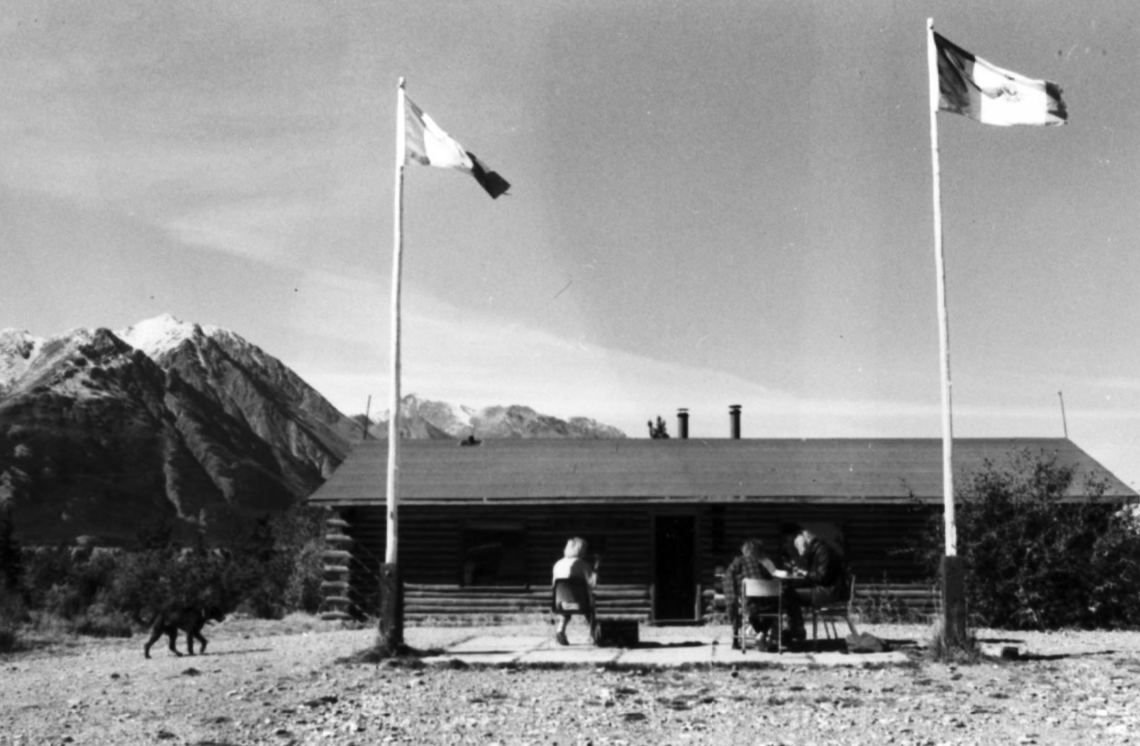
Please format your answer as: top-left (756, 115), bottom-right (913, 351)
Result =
top-left (0, 315), bottom-right (626, 544)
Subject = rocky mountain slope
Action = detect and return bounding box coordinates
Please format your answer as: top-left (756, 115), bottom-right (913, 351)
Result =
top-left (0, 315), bottom-right (625, 544)
top-left (0, 315), bottom-right (359, 545)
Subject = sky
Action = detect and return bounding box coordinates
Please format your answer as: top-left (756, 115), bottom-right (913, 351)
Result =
top-left (2, 1), bottom-right (1139, 489)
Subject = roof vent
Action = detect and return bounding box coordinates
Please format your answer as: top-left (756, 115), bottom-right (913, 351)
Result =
top-left (729, 404), bottom-right (742, 439)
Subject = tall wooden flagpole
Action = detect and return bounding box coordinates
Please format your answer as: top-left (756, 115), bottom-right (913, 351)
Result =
top-left (927, 18), bottom-right (966, 644)
top-left (379, 76), bottom-right (406, 648)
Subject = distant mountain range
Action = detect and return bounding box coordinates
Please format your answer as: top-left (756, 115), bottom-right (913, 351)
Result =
top-left (360, 397), bottom-right (626, 441)
top-left (0, 315), bottom-right (625, 544)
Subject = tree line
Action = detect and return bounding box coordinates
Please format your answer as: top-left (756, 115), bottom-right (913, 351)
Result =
top-left (0, 504), bottom-right (331, 651)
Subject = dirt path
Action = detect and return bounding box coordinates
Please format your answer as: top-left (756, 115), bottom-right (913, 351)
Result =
top-left (2, 620), bottom-right (1138, 745)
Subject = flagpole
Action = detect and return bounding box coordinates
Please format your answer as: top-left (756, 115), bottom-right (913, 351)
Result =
top-left (1058, 390), bottom-right (1068, 439)
top-left (927, 19), bottom-right (955, 558)
top-left (379, 76), bottom-right (407, 649)
top-left (388, 78), bottom-right (405, 566)
top-left (928, 18), bottom-right (966, 645)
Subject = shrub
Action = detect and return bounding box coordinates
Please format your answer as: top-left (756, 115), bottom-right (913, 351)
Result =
top-left (42, 583), bottom-right (87, 620)
top-left (74, 596), bottom-right (134, 638)
top-left (108, 549), bottom-right (181, 617)
top-left (915, 448), bottom-right (1140, 630)
top-left (1085, 506), bottom-right (1140, 626)
top-left (283, 539), bottom-right (326, 614)
top-left (267, 505), bottom-right (331, 614)
top-left (108, 546), bottom-right (230, 623)
top-left (215, 505), bottom-right (330, 618)
top-left (0, 586), bottom-right (27, 653)
top-left (13, 503), bottom-right (331, 627)
top-left (21, 547), bottom-right (76, 609)
top-left (0, 621), bottom-right (16, 652)
top-left (0, 505), bottom-right (22, 593)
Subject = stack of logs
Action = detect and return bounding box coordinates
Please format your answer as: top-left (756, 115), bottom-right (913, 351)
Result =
top-left (320, 516), bottom-right (355, 621)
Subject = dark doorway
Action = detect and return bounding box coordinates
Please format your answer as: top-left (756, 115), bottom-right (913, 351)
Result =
top-left (653, 514), bottom-right (697, 621)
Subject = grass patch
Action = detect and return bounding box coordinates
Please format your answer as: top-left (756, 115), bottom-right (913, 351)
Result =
top-left (853, 586), bottom-right (935, 625)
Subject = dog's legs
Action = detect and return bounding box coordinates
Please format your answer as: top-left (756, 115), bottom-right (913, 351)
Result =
top-left (143, 628), bottom-right (163, 659)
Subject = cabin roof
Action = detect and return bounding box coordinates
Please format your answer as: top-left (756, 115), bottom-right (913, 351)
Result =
top-left (307, 437), bottom-right (1136, 507)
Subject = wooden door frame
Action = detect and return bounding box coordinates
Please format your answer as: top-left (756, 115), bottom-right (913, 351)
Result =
top-left (649, 508), bottom-right (700, 623)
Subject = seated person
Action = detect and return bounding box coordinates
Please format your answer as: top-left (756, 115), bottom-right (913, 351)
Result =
top-left (779, 524), bottom-right (848, 642)
top-left (551, 536), bottom-right (598, 645)
top-left (723, 539), bottom-right (779, 649)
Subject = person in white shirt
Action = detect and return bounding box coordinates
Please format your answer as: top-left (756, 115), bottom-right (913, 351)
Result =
top-left (551, 537), bottom-right (598, 645)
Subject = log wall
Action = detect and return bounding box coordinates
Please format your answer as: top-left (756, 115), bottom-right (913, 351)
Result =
top-left (335, 501), bottom-right (939, 620)
top-left (404, 583), bottom-right (651, 622)
top-left (398, 582), bottom-right (939, 623)
top-left (697, 502), bottom-right (937, 589)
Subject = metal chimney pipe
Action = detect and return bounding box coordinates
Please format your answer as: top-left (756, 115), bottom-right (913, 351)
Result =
top-left (677, 408), bottom-right (689, 440)
top-left (729, 404), bottom-right (742, 439)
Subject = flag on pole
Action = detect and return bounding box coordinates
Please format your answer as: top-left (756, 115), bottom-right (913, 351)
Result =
top-left (933, 32), bottom-right (1067, 126)
top-left (404, 95), bottom-right (511, 198)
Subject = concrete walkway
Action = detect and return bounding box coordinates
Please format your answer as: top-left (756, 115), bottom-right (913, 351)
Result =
top-left (421, 634), bottom-right (910, 668)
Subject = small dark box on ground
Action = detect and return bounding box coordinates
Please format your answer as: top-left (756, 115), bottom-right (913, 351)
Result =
top-left (594, 619), bottom-right (639, 648)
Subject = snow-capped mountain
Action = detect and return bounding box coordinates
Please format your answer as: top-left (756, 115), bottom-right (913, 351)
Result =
top-left (115, 313), bottom-right (208, 360)
top-left (0, 315), bottom-right (359, 544)
top-left (368, 396), bottom-right (627, 441)
top-left (0, 315), bottom-right (626, 544)
top-left (0, 329), bottom-right (42, 391)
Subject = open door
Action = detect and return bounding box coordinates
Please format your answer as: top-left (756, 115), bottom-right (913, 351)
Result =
top-left (653, 513), bottom-right (697, 622)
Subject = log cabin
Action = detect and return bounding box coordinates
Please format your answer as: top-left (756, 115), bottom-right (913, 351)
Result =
top-left (306, 421), bottom-right (1135, 624)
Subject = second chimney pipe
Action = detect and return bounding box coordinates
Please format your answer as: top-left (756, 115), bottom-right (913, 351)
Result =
top-left (677, 408), bottom-right (689, 439)
top-left (729, 404), bottom-right (742, 439)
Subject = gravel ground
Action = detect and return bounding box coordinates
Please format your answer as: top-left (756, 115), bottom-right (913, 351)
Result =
top-left (2, 616), bottom-right (1139, 745)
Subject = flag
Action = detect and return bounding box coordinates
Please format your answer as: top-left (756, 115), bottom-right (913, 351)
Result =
top-left (933, 32), bottom-right (1067, 126)
top-left (404, 95), bottom-right (511, 198)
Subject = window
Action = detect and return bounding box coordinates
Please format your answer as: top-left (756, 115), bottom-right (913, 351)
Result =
top-left (462, 523), bottom-right (527, 586)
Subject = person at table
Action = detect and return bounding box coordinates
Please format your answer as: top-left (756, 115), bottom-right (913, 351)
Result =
top-left (780, 524), bottom-right (848, 641)
top-left (551, 537), bottom-right (598, 645)
top-left (723, 539), bottom-right (779, 649)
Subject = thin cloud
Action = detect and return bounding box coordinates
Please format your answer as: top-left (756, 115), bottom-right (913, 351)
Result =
top-left (165, 198), bottom-right (315, 265)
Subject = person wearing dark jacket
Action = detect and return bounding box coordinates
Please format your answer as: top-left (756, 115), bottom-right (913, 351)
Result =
top-left (781, 525), bottom-right (848, 642)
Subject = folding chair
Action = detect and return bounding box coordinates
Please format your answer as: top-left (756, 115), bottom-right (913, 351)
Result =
top-left (737, 578), bottom-right (783, 654)
top-left (551, 577), bottom-right (597, 643)
top-left (810, 574), bottom-right (859, 650)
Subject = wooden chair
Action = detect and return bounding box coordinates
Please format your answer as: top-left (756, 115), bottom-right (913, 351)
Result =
top-left (738, 578), bottom-right (783, 654)
top-left (810, 574), bottom-right (859, 650)
top-left (551, 577), bottom-right (597, 642)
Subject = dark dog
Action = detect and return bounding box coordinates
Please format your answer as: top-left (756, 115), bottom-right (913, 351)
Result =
top-left (138, 606), bottom-right (226, 659)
